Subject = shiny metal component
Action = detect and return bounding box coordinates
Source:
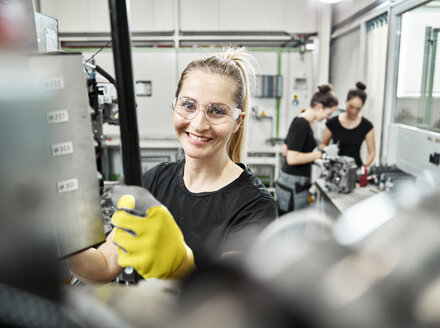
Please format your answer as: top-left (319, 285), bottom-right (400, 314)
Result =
top-left (34, 12), bottom-right (59, 52)
top-left (29, 53), bottom-right (105, 258)
top-left (321, 156), bottom-right (358, 193)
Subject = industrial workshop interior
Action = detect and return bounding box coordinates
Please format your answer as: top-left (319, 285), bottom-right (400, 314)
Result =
top-left (2, 0), bottom-right (440, 327)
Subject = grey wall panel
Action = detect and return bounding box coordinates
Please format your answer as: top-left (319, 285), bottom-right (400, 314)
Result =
top-left (40, 0), bottom-right (320, 36)
top-left (329, 27), bottom-right (361, 106)
top-left (131, 0), bottom-right (174, 32)
top-left (284, 0), bottom-right (319, 33)
top-left (180, 0), bottom-right (219, 31)
top-left (40, 0), bottom-right (174, 33)
top-left (180, 0), bottom-right (319, 32)
top-left (132, 51), bottom-right (177, 138)
top-left (87, 49), bottom-right (178, 139)
top-left (218, 0), bottom-right (285, 31)
top-left (282, 51), bottom-right (314, 139)
top-left (40, 0), bottom-right (109, 33)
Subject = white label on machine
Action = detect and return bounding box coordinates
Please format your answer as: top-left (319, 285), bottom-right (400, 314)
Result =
top-left (44, 77), bottom-right (64, 90)
top-left (52, 141), bottom-right (74, 156)
top-left (47, 110), bottom-right (69, 124)
top-left (45, 29), bottom-right (59, 52)
top-left (57, 178), bottom-right (79, 193)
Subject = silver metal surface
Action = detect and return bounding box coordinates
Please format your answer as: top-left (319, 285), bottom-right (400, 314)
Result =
top-left (321, 156), bottom-right (358, 193)
top-left (34, 12), bottom-right (59, 52)
top-left (29, 53), bottom-right (105, 258)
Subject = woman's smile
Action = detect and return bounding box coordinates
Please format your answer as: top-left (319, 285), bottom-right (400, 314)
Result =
top-left (186, 132), bottom-right (212, 143)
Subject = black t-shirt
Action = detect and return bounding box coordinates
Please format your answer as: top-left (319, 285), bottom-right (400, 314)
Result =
top-left (326, 116), bottom-right (373, 167)
top-left (142, 160), bottom-right (277, 266)
top-left (282, 117), bottom-right (317, 177)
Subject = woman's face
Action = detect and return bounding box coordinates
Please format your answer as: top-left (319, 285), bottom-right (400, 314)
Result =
top-left (174, 70), bottom-right (243, 161)
top-left (345, 97), bottom-right (363, 120)
top-left (316, 105), bottom-right (338, 122)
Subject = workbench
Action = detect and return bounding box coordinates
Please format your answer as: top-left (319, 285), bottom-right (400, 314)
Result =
top-left (315, 178), bottom-right (382, 220)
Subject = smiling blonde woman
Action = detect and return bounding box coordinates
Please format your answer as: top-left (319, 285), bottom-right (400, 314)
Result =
top-left (69, 47), bottom-right (277, 283)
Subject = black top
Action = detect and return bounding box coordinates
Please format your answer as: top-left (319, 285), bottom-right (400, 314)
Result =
top-left (326, 116), bottom-right (373, 167)
top-left (142, 160), bottom-right (277, 266)
top-left (282, 117), bottom-right (317, 177)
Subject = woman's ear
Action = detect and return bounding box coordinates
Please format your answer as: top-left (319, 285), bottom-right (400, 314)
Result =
top-left (233, 112), bottom-right (245, 133)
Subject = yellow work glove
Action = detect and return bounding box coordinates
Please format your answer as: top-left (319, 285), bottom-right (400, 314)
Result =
top-left (111, 185), bottom-right (194, 279)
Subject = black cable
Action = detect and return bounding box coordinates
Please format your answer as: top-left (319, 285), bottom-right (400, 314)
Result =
top-left (85, 39), bottom-right (112, 63)
top-left (94, 65), bottom-right (117, 87)
top-left (84, 62), bottom-right (117, 87)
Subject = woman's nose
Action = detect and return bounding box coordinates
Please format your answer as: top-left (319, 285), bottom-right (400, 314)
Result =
top-left (190, 109), bottom-right (210, 131)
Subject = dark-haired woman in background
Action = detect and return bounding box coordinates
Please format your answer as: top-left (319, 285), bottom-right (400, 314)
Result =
top-left (276, 85), bottom-right (338, 215)
top-left (320, 82), bottom-right (375, 167)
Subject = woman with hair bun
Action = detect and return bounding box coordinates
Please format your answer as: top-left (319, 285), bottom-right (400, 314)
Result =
top-left (321, 82), bottom-right (376, 167)
top-left (276, 84), bottom-right (338, 215)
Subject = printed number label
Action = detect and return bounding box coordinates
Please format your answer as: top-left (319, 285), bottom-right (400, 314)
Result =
top-left (52, 141), bottom-right (73, 156)
top-left (47, 110), bottom-right (69, 124)
top-left (44, 77), bottom-right (64, 90)
top-left (57, 178), bottom-right (78, 194)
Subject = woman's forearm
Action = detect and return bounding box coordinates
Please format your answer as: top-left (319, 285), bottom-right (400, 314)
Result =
top-left (365, 150), bottom-right (376, 167)
top-left (68, 230), bottom-right (122, 283)
top-left (286, 150), bottom-right (322, 165)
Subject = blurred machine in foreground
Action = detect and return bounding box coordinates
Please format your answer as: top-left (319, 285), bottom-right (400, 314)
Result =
top-left (239, 180), bottom-right (440, 328)
top-left (54, 180), bottom-right (440, 328)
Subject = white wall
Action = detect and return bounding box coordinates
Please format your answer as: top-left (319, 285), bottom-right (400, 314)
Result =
top-left (39, 0), bottom-right (320, 34)
top-left (39, 0), bottom-right (175, 33)
top-left (40, 0), bottom-right (111, 33)
top-left (81, 48), bottom-right (177, 138)
top-left (329, 27), bottom-right (361, 104)
top-left (180, 0), bottom-right (319, 32)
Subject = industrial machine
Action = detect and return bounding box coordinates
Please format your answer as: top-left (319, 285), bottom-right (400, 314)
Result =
top-left (319, 156), bottom-right (358, 193)
top-left (28, 53), bottom-right (106, 258)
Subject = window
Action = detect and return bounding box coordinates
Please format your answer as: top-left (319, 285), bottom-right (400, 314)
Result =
top-left (394, 1), bottom-right (440, 132)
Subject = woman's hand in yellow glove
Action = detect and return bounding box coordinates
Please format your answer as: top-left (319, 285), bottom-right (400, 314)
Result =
top-left (111, 185), bottom-right (194, 279)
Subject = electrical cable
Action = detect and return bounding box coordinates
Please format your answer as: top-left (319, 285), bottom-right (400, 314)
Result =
top-left (84, 40), bottom-right (112, 64)
top-left (84, 62), bottom-right (117, 87)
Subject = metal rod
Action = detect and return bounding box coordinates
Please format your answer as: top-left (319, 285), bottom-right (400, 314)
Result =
top-left (108, 0), bottom-right (142, 186)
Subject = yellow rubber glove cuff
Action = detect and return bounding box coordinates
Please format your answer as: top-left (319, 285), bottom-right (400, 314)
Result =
top-left (170, 244), bottom-right (195, 279)
top-left (112, 192), bottom-right (190, 279)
